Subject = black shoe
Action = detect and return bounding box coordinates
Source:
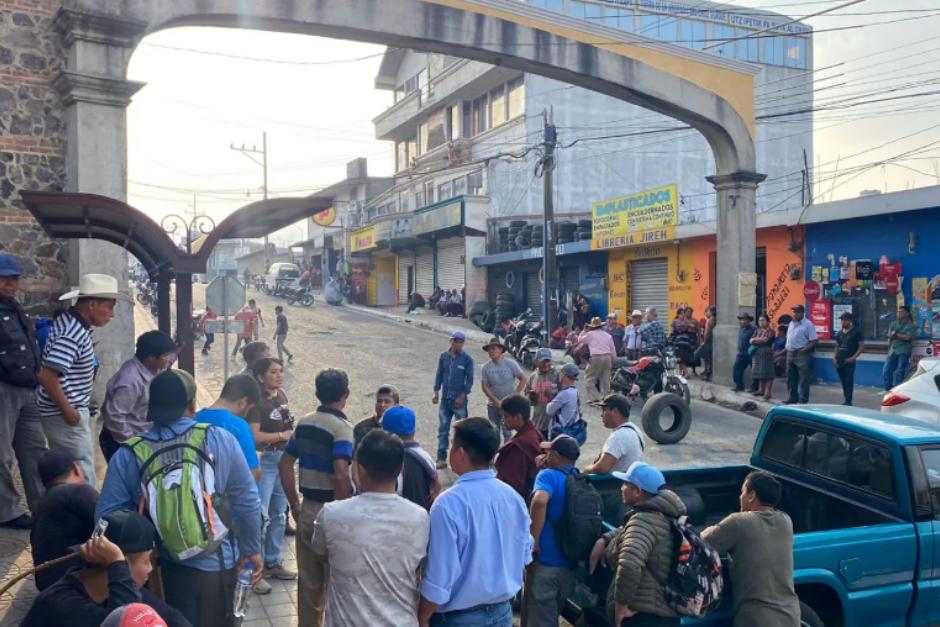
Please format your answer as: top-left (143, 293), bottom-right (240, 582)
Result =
top-left (783, 399), bottom-right (798, 405)
top-left (733, 387), bottom-right (745, 392)
top-left (841, 401), bottom-right (852, 406)
top-left (1, 514), bottom-right (32, 530)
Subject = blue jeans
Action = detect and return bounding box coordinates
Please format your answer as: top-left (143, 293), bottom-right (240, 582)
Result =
top-left (430, 601), bottom-right (512, 626)
top-left (437, 397), bottom-right (469, 461)
top-left (883, 352), bottom-right (910, 390)
top-left (259, 450), bottom-right (287, 568)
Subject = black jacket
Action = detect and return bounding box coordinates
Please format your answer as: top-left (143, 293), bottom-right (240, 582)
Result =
top-left (0, 295), bottom-right (40, 388)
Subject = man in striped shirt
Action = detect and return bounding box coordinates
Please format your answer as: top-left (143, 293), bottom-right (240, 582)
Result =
top-left (37, 274), bottom-right (123, 487)
top-left (279, 368), bottom-right (354, 627)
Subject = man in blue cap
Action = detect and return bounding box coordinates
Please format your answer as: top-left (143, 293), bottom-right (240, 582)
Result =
top-left (431, 331), bottom-right (473, 468)
top-left (382, 405), bottom-right (439, 510)
top-left (588, 462), bottom-right (686, 626)
top-left (0, 253), bottom-right (47, 529)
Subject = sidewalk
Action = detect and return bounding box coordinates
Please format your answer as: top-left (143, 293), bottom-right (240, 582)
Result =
top-left (689, 377), bottom-right (884, 419)
top-left (343, 301), bottom-right (492, 343)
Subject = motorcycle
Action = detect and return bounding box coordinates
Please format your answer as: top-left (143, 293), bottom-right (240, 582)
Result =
top-left (610, 350), bottom-right (692, 445)
top-left (284, 282), bottom-right (315, 307)
top-left (504, 310), bottom-right (542, 367)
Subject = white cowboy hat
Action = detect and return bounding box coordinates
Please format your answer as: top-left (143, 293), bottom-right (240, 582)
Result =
top-left (59, 274), bottom-right (129, 302)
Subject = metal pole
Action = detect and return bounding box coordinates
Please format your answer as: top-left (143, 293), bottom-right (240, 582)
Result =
top-left (262, 132), bottom-right (269, 270)
top-left (542, 114), bottom-right (558, 341)
top-left (175, 273), bottom-right (194, 375)
top-left (222, 277), bottom-right (229, 382)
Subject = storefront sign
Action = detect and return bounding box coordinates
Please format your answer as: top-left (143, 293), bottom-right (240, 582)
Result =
top-left (810, 300), bottom-right (831, 340)
top-left (350, 226), bottom-right (376, 253)
top-left (803, 281), bottom-right (820, 302)
top-left (591, 184), bottom-right (679, 251)
top-left (311, 207), bottom-right (336, 227)
top-left (413, 199), bottom-right (462, 236)
top-left (855, 260), bottom-right (873, 281)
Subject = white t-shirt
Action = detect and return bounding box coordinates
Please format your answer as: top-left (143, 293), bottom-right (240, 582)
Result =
top-left (312, 492), bottom-right (430, 627)
top-left (602, 423), bottom-right (645, 472)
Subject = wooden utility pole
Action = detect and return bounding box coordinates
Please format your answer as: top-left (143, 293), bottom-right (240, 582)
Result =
top-left (541, 112), bottom-right (558, 338)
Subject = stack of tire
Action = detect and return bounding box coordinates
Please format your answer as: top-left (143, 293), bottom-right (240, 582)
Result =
top-left (507, 220), bottom-right (526, 251)
top-left (530, 223), bottom-right (544, 248)
top-left (514, 223), bottom-right (532, 250)
top-left (497, 227), bottom-right (510, 252)
top-left (576, 218), bottom-right (593, 241)
top-left (494, 292), bottom-right (515, 325)
top-left (556, 220), bottom-right (577, 244)
top-left (468, 301), bottom-right (494, 333)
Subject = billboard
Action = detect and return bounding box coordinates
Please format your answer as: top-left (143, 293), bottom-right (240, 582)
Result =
top-left (350, 225), bottom-right (376, 253)
top-left (591, 184), bottom-right (679, 251)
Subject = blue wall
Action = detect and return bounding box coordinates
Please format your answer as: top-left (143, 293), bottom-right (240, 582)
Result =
top-left (805, 206), bottom-right (940, 387)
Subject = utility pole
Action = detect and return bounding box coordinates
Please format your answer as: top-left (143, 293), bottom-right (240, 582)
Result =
top-left (230, 131), bottom-right (270, 268)
top-left (541, 111), bottom-right (558, 341)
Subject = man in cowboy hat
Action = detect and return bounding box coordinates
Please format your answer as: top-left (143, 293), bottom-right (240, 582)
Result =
top-left (480, 336), bottom-right (526, 442)
top-left (37, 274), bottom-right (126, 487)
top-left (578, 317), bottom-right (617, 402)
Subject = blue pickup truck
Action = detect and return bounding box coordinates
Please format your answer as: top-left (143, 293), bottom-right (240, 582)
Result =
top-left (565, 405), bottom-right (940, 627)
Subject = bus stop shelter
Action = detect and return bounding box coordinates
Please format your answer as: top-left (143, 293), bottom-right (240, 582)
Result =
top-left (20, 191), bottom-right (333, 373)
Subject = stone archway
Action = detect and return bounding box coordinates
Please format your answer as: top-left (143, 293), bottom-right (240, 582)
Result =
top-left (55, 0), bottom-right (765, 381)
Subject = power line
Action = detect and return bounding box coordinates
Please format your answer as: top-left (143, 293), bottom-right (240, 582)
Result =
top-left (139, 43), bottom-right (390, 65)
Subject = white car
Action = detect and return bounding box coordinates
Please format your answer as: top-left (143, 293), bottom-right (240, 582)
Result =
top-left (881, 357), bottom-right (940, 424)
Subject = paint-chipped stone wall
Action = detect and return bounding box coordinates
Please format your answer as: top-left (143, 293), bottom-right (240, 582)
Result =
top-left (0, 0), bottom-right (67, 314)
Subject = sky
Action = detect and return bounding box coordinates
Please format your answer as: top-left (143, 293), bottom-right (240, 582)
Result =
top-left (125, 0), bottom-right (940, 247)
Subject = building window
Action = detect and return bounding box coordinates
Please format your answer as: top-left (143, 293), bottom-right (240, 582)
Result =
top-left (691, 20), bottom-right (706, 50)
top-left (399, 193), bottom-right (410, 213)
top-left (415, 189), bottom-right (425, 209)
top-left (584, 1), bottom-right (601, 21)
top-left (640, 13), bottom-right (659, 38)
top-left (508, 77), bottom-right (525, 119)
top-left (764, 35), bottom-right (784, 65)
top-left (490, 85), bottom-right (507, 128)
top-left (449, 105), bottom-right (461, 140)
top-left (569, 1), bottom-right (587, 19)
top-left (545, 0), bottom-right (562, 10)
top-left (467, 169), bottom-right (484, 195)
top-left (394, 87), bottom-right (405, 103)
top-left (438, 181), bottom-right (453, 201)
top-left (453, 175), bottom-right (467, 196)
top-left (421, 109), bottom-right (447, 155)
top-left (471, 94), bottom-right (489, 136)
top-left (786, 37), bottom-right (806, 69)
top-left (714, 24), bottom-right (735, 58)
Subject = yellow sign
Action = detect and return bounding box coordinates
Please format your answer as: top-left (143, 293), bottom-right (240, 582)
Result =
top-left (311, 207), bottom-right (336, 227)
top-left (351, 225), bottom-right (376, 253)
top-left (591, 184), bottom-right (679, 251)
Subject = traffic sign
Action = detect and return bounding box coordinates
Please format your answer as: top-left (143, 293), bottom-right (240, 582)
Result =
top-left (803, 280), bottom-right (821, 302)
top-left (206, 276), bottom-right (245, 316)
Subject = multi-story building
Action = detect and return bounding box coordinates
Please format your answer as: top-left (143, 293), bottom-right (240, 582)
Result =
top-left (354, 0), bottom-right (812, 316)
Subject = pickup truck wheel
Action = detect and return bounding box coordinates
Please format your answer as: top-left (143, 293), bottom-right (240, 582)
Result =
top-left (799, 601), bottom-right (825, 627)
top-left (640, 392), bottom-right (691, 444)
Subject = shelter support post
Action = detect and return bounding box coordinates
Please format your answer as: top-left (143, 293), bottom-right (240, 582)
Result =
top-left (707, 171), bottom-right (766, 387)
top-left (175, 273), bottom-right (194, 375)
top-left (157, 272), bottom-right (171, 334)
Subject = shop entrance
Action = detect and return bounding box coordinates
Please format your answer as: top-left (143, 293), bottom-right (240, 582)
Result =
top-left (630, 258), bottom-right (669, 317)
top-left (407, 265), bottom-right (415, 299)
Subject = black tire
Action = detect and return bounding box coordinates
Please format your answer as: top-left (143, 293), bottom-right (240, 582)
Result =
top-left (799, 602), bottom-right (825, 627)
top-left (578, 218), bottom-right (592, 228)
top-left (300, 293), bottom-right (314, 307)
top-left (509, 220), bottom-right (527, 228)
top-left (641, 392), bottom-right (692, 445)
top-left (287, 295), bottom-right (297, 306)
top-left (663, 376), bottom-right (691, 406)
top-left (469, 301), bottom-right (491, 316)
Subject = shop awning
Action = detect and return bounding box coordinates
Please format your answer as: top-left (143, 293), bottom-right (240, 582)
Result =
top-left (472, 240), bottom-right (593, 267)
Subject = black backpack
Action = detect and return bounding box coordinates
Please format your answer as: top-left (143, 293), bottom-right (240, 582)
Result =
top-left (550, 468), bottom-right (604, 561)
top-left (656, 515), bottom-right (724, 617)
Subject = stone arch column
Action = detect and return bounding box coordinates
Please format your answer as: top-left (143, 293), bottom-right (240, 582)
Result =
top-left (52, 9), bottom-right (147, 393)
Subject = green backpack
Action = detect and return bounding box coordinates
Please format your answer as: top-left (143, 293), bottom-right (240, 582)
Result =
top-left (125, 424), bottom-right (230, 561)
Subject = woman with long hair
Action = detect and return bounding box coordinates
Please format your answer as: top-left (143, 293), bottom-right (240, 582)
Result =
top-left (249, 357), bottom-right (297, 593)
top-left (750, 314), bottom-right (776, 401)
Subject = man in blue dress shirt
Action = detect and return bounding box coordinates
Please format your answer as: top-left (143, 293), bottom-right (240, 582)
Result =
top-left (97, 369), bottom-right (262, 627)
top-left (419, 416), bottom-right (532, 627)
top-left (432, 331), bottom-right (474, 468)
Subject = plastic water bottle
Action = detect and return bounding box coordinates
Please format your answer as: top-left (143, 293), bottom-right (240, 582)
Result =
top-left (233, 564), bottom-right (253, 618)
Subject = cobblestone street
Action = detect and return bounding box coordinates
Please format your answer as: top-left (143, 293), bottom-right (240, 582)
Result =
top-left (0, 291), bottom-right (761, 626)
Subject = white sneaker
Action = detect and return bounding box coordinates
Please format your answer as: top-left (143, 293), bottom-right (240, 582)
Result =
top-left (253, 578), bottom-right (272, 595)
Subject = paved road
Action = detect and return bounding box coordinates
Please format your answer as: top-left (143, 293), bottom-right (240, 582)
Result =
top-left (197, 290), bottom-right (762, 475)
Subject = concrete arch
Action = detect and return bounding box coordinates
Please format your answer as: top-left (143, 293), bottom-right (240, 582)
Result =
top-left (56, 0), bottom-right (766, 384)
top-left (75, 0), bottom-right (759, 174)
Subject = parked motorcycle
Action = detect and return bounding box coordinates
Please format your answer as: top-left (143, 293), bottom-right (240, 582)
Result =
top-left (504, 309), bottom-right (542, 368)
top-left (284, 282), bottom-right (314, 307)
top-left (610, 349), bottom-right (691, 445)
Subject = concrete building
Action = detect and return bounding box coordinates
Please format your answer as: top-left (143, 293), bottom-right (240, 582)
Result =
top-left (363, 0), bottom-right (812, 314)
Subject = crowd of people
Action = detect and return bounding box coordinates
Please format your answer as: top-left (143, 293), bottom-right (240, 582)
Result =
top-left (406, 286), bottom-right (465, 318)
top-left (0, 254), bottom-right (803, 626)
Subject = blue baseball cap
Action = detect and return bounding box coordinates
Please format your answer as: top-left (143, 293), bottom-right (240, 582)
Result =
top-left (613, 462), bottom-right (666, 495)
top-left (536, 348), bottom-right (552, 362)
top-left (382, 405), bottom-right (416, 436)
top-left (450, 331), bottom-right (466, 342)
top-left (0, 254), bottom-right (22, 277)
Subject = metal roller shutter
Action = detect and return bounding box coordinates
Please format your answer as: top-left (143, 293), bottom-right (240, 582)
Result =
top-left (630, 258), bottom-right (669, 318)
top-left (436, 237), bottom-right (465, 291)
top-left (398, 252), bottom-right (413, 304)
top-left (415, 246), bottom-right (434, 296)
top-left (525, 270), bottom-right (543, 313)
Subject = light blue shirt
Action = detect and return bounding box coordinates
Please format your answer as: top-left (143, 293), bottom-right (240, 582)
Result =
top-left (546, 386), bottom-right (580, 436)
top-left (96, 418), bottom-right (262, 572)
top-left (421, 469), bottom-right (533, 613)
top-left (785, 317), bottom-right (818, 351)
